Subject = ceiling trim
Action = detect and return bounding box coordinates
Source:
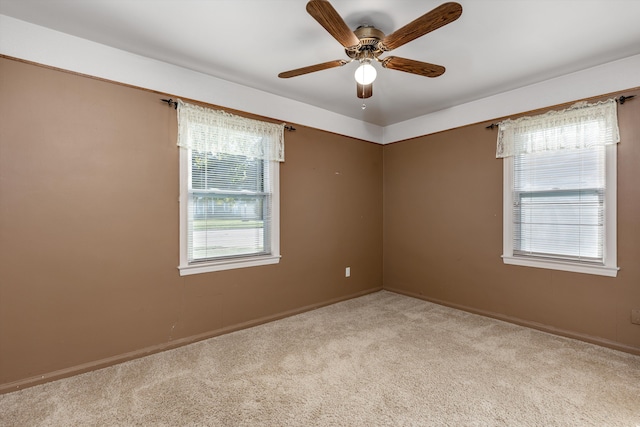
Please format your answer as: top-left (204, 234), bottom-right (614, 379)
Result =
top-left (2, 14), bottom-right (639, 145)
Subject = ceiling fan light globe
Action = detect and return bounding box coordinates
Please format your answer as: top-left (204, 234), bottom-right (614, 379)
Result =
top-left (354, 63), bottom-right (377, 85)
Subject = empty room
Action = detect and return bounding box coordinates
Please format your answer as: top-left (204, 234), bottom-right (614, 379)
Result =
top-left (0, 0), bottom-right (639, 425)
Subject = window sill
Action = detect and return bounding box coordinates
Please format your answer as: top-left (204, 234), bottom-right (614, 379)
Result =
top-left (178, 254), bottom-right (281, 276)
top-left (502, 255), bottom-right (618, 277)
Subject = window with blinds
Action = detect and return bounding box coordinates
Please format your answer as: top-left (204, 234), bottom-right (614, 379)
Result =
top-left (497, 98), bottom-right (619, 277)
top-left (176, 100), bottom-right (284, 275)
top-left (188, 151), bottom-right (272, 262)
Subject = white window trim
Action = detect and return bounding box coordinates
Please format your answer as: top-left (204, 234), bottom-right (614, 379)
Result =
top-left (502, 144), bottom-right (618, 277)
top-left (178, 148), bottom-right (281, 275)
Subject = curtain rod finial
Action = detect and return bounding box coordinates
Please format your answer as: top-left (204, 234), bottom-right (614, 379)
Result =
top-left (161, 98), bottom-right (178, 109)
top-left (618, 95), bottom-right (635, 105)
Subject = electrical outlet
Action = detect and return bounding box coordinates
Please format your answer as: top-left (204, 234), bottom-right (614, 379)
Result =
top-left (632, 309), bottom-right (640, 325)
top-left (345, 267), bottom-right (351, 278)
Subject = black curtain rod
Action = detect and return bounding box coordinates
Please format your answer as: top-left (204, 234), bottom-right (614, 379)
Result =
top-left (160, 98), bottom-right (296, 131)
top-left (485, 95), bottom-right (635, 130)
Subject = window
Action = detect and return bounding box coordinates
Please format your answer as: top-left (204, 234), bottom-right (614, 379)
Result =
top-left (177, 101), bottom-right (285, 275)
top-left (497, 99), bottom-right (619, 277)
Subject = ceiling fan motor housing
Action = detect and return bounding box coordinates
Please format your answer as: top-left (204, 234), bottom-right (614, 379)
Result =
top-left (347, 26), bottom-right (386, 60)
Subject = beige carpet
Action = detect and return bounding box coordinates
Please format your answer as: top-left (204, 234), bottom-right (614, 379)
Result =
top-left (1, 290), bottom-right (639, 426)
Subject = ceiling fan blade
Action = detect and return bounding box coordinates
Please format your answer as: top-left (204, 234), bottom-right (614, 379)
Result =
top-left (357, 83), bottom-right (373, 99)
top-left (306, 0), bottom-right (360, 49)
top-left (381, 2), bottom-right (462, 51)
top-left (278, 59), bottom-right (348, 78)
top-left (381, 56), bottom-right (446, 77)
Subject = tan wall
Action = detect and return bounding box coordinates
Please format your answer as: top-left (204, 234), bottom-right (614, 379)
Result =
top-left (1, 54), bottom-right (637, 392)
top-left (383, 89), bottom-right (640, 352)
top-left (0, 57), bottom-right (383, 390)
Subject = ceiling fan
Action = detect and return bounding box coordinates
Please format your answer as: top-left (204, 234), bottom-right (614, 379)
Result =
top-left (278, 0), bottom-right (463, 99)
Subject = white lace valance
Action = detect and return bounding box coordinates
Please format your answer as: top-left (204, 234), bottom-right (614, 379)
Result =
top-left (496, 98), bottom-right (619, 158)
top-left (177, 100), bottom-right (285, 162)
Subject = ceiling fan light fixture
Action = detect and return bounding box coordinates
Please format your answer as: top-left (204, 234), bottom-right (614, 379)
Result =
top-left (354, 61), bottom-right (377, 85)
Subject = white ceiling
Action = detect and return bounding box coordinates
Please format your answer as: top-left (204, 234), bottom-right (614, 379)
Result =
top-left (1, 0), bottom-right (640, 127)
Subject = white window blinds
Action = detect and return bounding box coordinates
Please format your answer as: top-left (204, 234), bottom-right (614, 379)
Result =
top-left (513, 147), bottom-right (605, 262)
